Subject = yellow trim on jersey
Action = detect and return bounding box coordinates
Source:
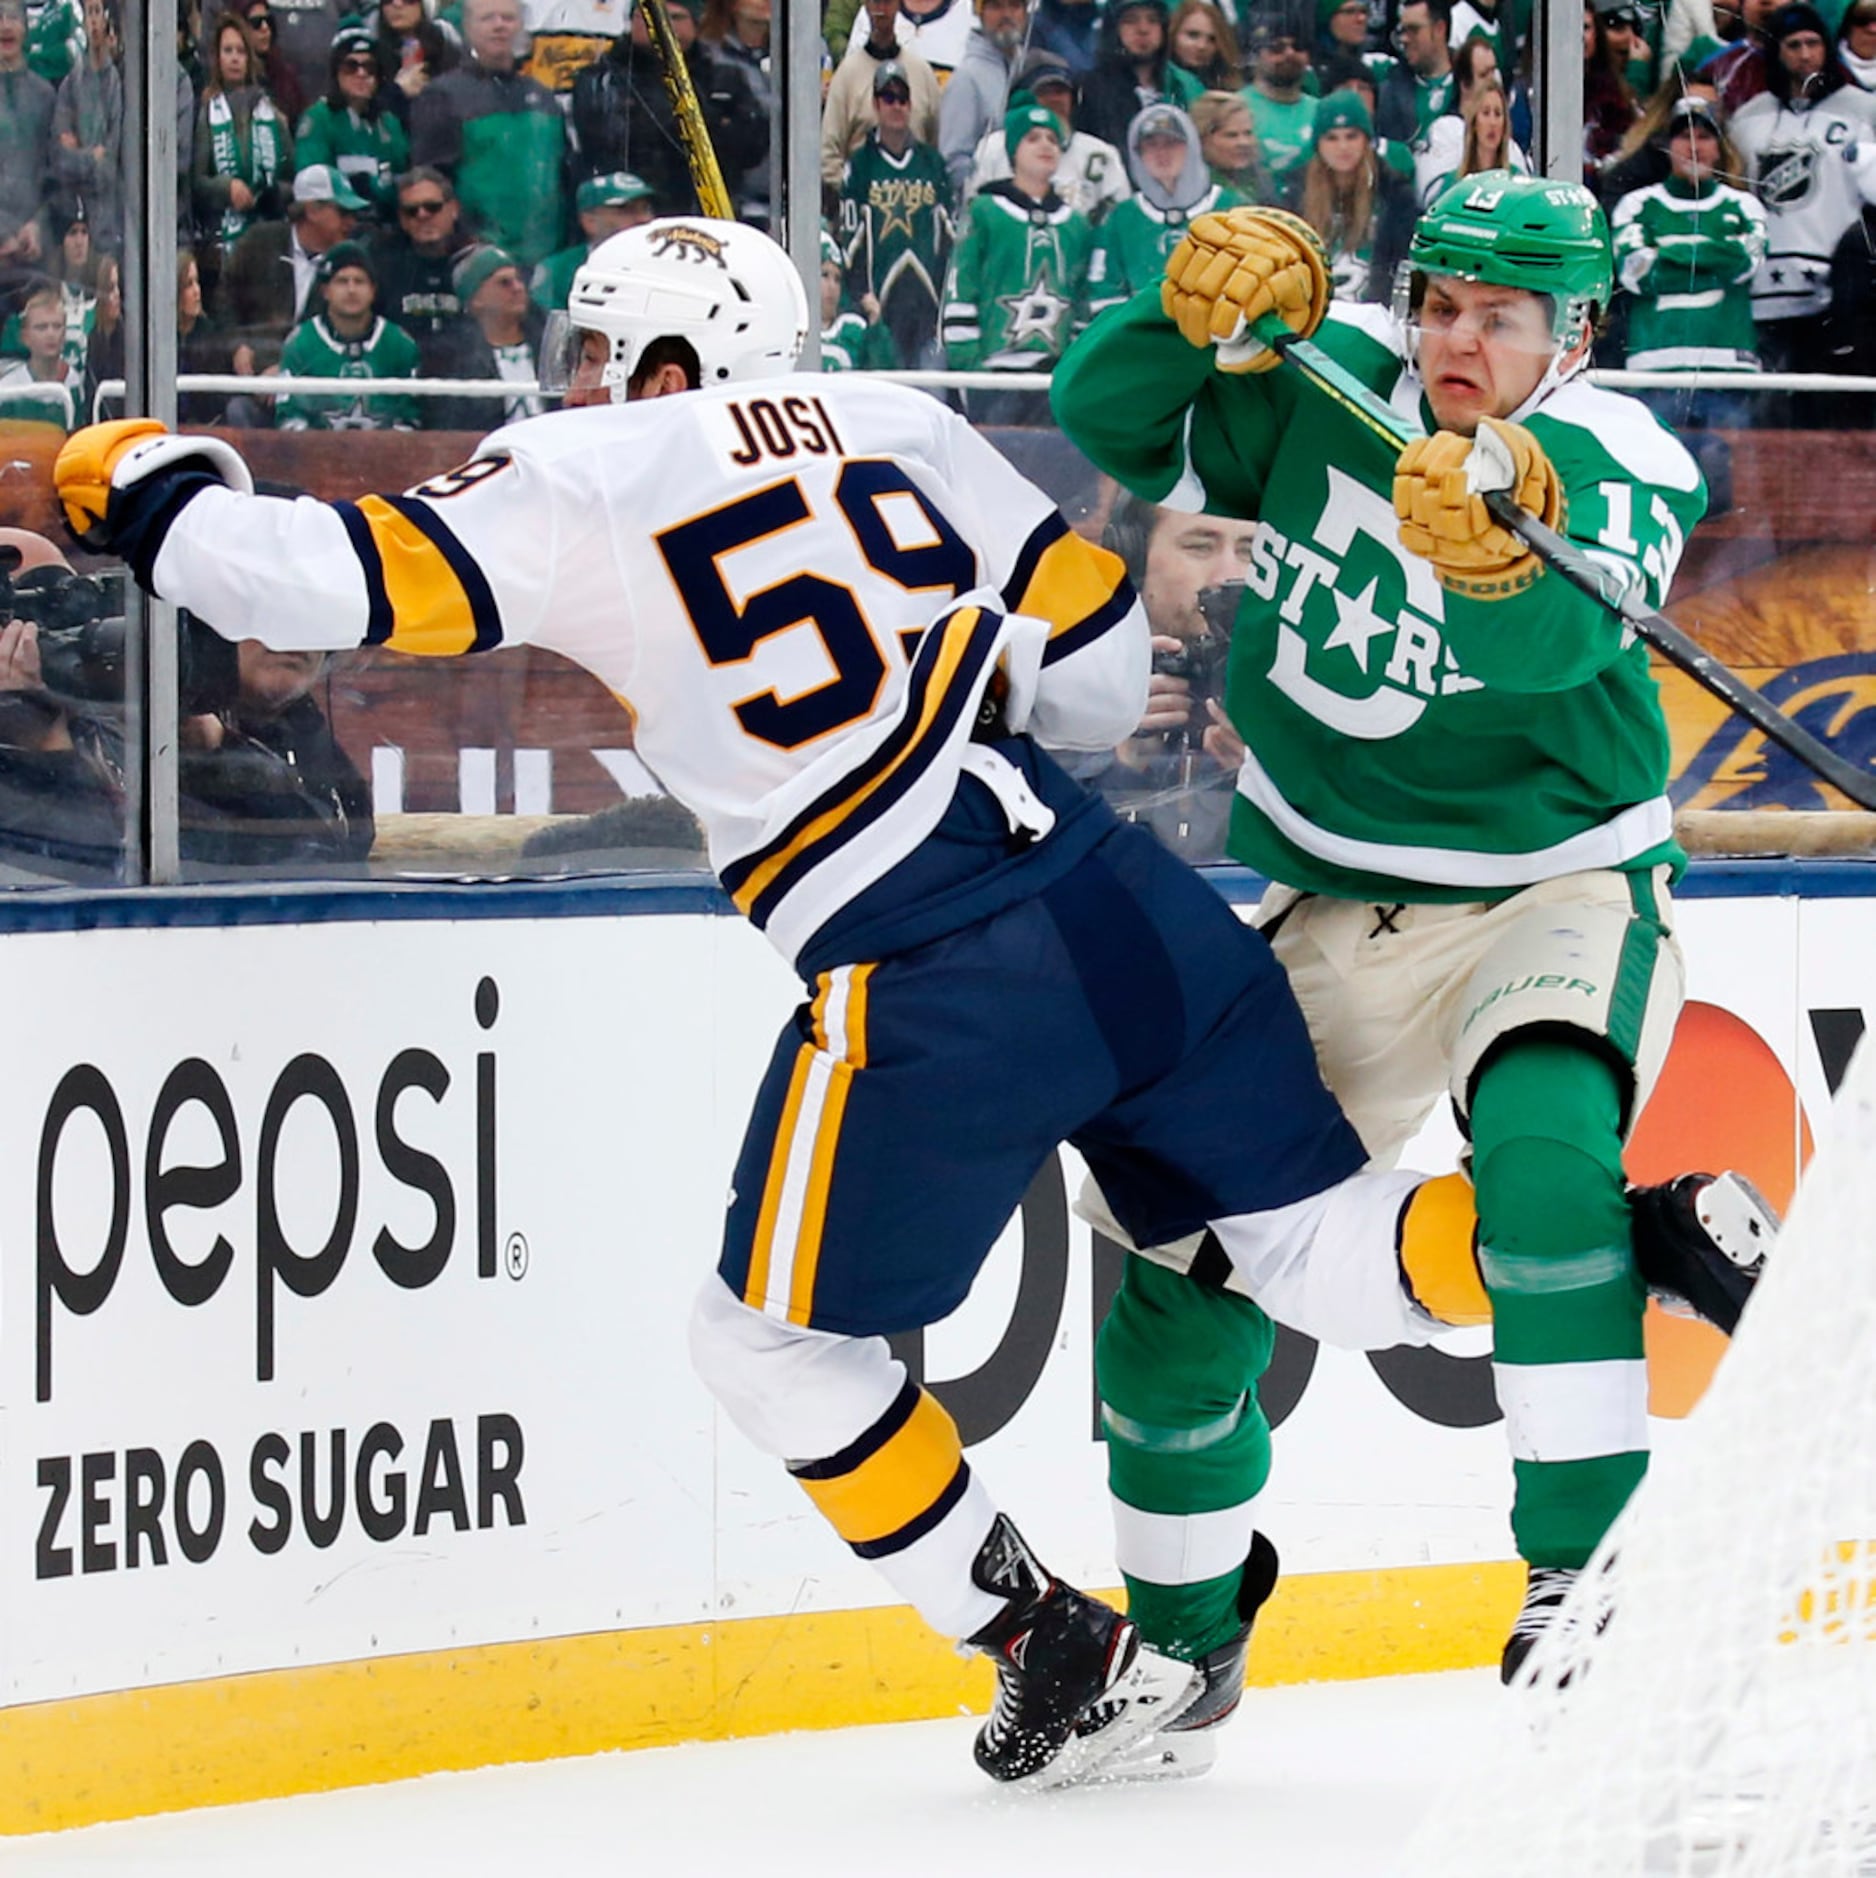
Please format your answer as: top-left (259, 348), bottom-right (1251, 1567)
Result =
top-left (354, 495), bottom-right (484, 657)
top-left (795, 1389), bottom-right (965, 1548)
top-left (786, 965), bottom-right (871, 1323)
top-left (1399, 1172), bottom-right (1491, 1328)
top-left (1009, 532), bottom-right (1130, 640)
top-left (727, 606), bottom-right (986, 920)
top-left (0, 1561), bottom-right (1525, 1834)
top-left (743, 1045), bottom-right (815, 1313)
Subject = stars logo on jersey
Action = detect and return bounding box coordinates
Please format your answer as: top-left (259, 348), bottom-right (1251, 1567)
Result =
top-left (1257, 468), bottom-right (1481, 739)
top-left (997, 275), bottom-right (1073, 349)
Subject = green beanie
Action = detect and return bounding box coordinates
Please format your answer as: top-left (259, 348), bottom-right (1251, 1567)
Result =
top-left (1314, 88), bottom-right (1374, 144)
top-left (1005, 100), bottom-right (1068, 160)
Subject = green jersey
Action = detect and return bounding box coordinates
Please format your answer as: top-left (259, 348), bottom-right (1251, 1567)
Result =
top-left (1087, 185), bottom-right (1245, 315)
top-left (1242, 87), bottom-right (1316, 187)
top-left (1053, 294), bottom-right (1704, 903)
top-left (839, 134), bottom-right (953, 312)
top-left (1611, 175), bottom-right (1767, 373)
top-left (293, 100), bottom-right (411, 216)
top-left (276, 314), bottom-right (423, 430)
top-left (941, 182), bottom-right (1096, 372)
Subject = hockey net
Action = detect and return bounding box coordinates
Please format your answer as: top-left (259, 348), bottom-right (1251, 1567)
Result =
top-left (1404, 1038), bottom-right (1876, 1878)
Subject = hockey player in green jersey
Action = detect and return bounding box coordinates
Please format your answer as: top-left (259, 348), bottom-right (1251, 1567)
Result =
top-left (1087, 101), bottom-right (1245, 317)
top-left (1054, 174), bottom-right (1772, 1739)
top-left (942, 101), bottom-right (1097, 418)
top-left (276, 241), bottom-right (422, 430)
top-left (1610, 95), bottom-right (1766, 421)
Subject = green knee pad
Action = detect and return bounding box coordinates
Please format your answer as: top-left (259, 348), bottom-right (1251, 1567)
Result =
top-left (1097, 1254), bottom-right (1275, 1514)
top-left (1097, 1256), bottom-right (1275, 1659)
top-left (1471, 1039), bottom-right (1643, 1360)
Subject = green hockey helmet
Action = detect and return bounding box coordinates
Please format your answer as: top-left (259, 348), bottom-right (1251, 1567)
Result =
top-left (1395, 171), bottom-right (1613, 352)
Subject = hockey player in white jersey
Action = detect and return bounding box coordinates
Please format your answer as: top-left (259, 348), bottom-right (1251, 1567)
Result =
top-left (51, 216), bottom-right (1745, 1789)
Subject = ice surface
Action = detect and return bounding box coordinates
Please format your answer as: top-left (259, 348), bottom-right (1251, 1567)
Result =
top-left (2, 1670), bottom-right (1499, 1877)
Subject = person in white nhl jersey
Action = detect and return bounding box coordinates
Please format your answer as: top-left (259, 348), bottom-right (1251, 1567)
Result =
top-left (1054, 174), bottom-right (1775, 1733)
top-left (54, 211), bottom-right (1566, 1791)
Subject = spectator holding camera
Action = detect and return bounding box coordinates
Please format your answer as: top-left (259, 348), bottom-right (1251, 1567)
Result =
top-left (1073, 490), bottom-right (1258, 861)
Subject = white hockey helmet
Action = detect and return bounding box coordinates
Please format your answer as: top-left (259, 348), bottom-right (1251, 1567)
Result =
top-left (548, 216), bottom-right (809, 402)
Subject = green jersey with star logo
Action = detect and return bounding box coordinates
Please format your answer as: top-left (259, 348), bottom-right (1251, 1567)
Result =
top-left (941, 183), bottom-right (1097, 372)
top-left (1053, 294), bottom-right (1704, 904)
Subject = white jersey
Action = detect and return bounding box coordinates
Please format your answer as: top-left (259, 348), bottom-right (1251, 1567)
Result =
top-left (151, 375), bottom-right (1148, 966)
top-left (1729, 88), bottom-right (1876, 320)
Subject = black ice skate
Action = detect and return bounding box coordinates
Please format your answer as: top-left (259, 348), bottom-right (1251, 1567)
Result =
top-left (1500, 1563), bottom-right (1605, 1686)
top-left (1101, 1530), bottom-right (1282, 1781)
top-left (964, 1515), bottom-right (1196, 1790)
top-left (1630, 1171), bottom-right (1777, 1335)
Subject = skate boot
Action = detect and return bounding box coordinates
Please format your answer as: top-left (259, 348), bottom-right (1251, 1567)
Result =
top-left (1630, 1171), bottom-right (1777, 1335)
top-left (1500, 1564), bottom-right (1593, 1685)
top-left (1101, 1531), bottom-right (1282, 1781)
top-left (964, 1514), bottom-right (1196, 1790)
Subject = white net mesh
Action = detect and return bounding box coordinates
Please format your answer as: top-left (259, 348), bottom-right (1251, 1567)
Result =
top-left (1403, 1039), bottom-right (1876, 1878)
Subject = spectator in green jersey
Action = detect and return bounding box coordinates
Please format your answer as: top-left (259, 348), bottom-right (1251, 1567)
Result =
top-left (276, 238), bottom-right (422, 429)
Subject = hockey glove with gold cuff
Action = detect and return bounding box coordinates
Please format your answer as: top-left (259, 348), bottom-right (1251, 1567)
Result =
top-left (1161, 206), bottom-right (1331, 373)
top-left (1393, 416), bottom-right (1563, 601)
top-left (56, 419), bottom-right (255, 585)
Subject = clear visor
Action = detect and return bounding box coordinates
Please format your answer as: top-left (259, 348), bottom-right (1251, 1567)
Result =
top-left (538, 312), bottom-right (617, 401)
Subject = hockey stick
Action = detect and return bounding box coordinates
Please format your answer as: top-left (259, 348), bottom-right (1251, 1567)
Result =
top-left (1246, 313), bottom-right (1876, 813)
top-left (639, 0), bottom-right (736, 221)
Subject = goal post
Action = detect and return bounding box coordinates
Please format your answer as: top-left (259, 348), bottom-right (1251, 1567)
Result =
top-left (1403, 1039), bottom-right (1876, 1877)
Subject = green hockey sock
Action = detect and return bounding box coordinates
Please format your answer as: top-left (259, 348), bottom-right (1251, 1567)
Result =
top-left (1096, 1254), bottom-right (1274, 1659)
top-left (1472, 1039), bottom-right (1648, 1569)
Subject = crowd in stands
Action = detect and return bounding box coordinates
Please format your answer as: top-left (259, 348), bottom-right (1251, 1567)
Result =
top-left (0, 0), bottom-right (1861, 432)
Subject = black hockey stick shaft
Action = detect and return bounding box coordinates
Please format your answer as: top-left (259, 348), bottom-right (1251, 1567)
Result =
top-left (1248, 316), bottom-right (1876, 813)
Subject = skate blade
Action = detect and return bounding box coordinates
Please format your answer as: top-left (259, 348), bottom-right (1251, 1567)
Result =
top-left (1006, 1647), bottom-right (1199, 1794)
top-left (1085, 1722), bottom-right (1221, 1783)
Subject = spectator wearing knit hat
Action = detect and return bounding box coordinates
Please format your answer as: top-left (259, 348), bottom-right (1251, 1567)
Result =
top-left (293, 27), bottom-right (410, 219)
top-left (941, 99), bottom-right (1096, 420)
top-left (1078, 0), bottom-right (1196, 153)
top-left (1284, 88), bottom-right (1415, 301)
top-left (426, 240), bottom-right (546, 430)
top-left (1730, 0), bottom-right (1876, 370)
top-left (276, 238), bottom-right (422, 429)
top-left (529, 169), bottom-right (653, 311)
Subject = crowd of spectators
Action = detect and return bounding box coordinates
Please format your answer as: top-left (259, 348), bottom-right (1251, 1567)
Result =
top-left (0, 0), bottom-right (1858, 432)
top-left (0, 0), bottom-right (1867, 877)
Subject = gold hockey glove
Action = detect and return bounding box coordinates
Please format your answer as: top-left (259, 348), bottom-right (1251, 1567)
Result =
top-left (1161, 206), bottom-right (1331, 373)
top-left (1393, 417), bottom-right (1563, 601)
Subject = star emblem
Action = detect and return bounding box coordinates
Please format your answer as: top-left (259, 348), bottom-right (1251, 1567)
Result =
top-left (1321, 575), bottom-right (1396, 673)
top-left (998, 275), bottom-right (1071, 348)
top-left (876, 193), bottom-right (918, 243)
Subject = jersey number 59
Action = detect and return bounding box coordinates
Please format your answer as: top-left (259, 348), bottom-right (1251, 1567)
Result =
top-left (657, 461), bottom-right (977, 750)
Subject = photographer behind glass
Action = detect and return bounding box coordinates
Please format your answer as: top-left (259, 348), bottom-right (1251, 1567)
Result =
top-left (0, 528), bottom-right (372, 879)
top-left (1072, 489), bottom-right (1253, 863)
